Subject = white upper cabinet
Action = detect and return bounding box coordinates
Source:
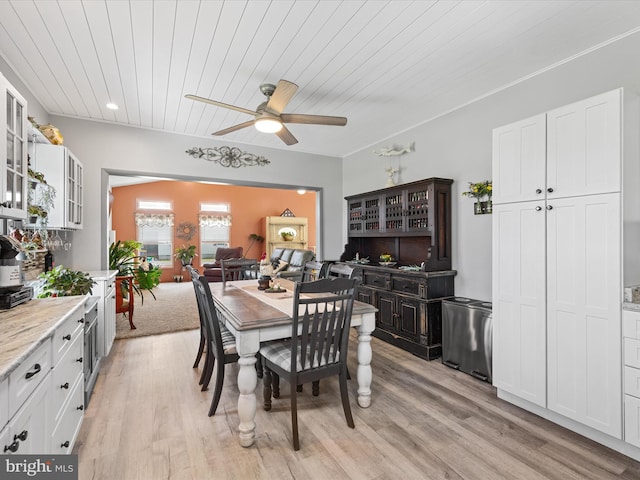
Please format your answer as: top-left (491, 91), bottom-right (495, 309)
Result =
top-left (28, 143), bottom-right (83, 230)
top-left (547, 89), bottom-right (621, 198)
top-left (0, 74), bottom-right (28, 220)
top-left (493, 89), bottom-right (622, 204)
top-left (492, 114), bottom-right (546, 204)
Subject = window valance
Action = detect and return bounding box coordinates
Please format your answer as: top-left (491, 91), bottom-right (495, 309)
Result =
top-left (135, 213), bottom-right (175, 227)
top-left (199, 214), bottom-right (232, 227)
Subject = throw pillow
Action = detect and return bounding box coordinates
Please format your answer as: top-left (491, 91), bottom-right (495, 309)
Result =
top-left (273, 260), bottom-right (289, 274)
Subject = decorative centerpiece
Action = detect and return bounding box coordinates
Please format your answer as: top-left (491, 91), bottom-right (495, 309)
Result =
top-left (379, 253), bottom-right (396, 267)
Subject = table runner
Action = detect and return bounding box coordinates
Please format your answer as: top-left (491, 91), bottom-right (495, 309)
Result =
top-left (236, 282), bottom-right (337, 315)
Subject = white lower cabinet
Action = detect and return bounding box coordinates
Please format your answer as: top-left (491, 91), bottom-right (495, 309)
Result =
top-left (623, 309), bottom-right (640, 448)
top-left (1, 298), bottom-right (86, 455)
top-left (6, 374), bottom-right (51, 454)
top-left (92, 272), bottom-right (117, 357)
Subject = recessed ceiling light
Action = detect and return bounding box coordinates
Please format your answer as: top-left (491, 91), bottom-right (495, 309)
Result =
top-left (297, 189), bottom-right (306, 195)
top-left (106, 102), bottom-right (119, 110)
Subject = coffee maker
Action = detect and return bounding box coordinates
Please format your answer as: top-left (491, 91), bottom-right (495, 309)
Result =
top-left (0, 235), bottom-right (32, 308)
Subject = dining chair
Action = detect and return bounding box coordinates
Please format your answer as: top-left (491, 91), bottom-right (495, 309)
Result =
top-left (220, 258), bottom-right (259, 286)
top-left (326, 262), bottom-right (355, 279)
top-left (189, 267), bottom-right (240, 416)
top-left (187, 267), bottom-right (207, 372)
top-left (260, 276), bottom-right (360, 450)
top-left (301, 260), bottom-right (327, 282)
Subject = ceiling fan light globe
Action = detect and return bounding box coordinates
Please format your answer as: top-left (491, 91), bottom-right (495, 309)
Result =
top-left (255, 117), bottom-right (282, 133)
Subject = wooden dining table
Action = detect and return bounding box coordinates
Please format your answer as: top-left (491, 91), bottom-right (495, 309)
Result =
top-left (207, 278), bottom-right (377, 447)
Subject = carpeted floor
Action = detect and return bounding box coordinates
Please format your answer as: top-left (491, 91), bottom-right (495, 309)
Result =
top-left (115, 281), bottom-right (199, 340)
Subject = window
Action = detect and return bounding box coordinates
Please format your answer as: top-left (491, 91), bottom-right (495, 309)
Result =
top-left (199, 203), bottom-right (231, 263)
top-left (135, 209), bottom-right (174, 268)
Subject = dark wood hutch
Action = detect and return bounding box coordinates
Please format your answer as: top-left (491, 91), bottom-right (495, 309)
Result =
top-left (342, 178), bottom-right (456, 360)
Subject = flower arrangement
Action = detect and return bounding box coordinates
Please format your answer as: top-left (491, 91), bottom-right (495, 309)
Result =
top-left (462, 180), bottom-right (492, 200)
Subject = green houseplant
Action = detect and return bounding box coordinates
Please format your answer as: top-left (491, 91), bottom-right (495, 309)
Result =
top-left (109, 240), bottom-right (160, 304)
top-left (37, 266), bottom-right (96, 298)
top-left (174, 245), bottom-right (197, 267)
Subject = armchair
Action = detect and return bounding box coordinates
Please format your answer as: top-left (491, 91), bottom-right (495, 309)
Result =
top-left (202, 247), bottom-right (243, 282)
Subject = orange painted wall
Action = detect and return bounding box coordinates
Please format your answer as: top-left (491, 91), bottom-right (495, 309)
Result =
top-left (111, 180), bottom-right (317, 282)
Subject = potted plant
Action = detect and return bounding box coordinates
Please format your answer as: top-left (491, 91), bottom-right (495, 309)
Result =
top-left (109, 240), bottom-right (159, 304)
top-left (37, 265), bottom-right (96, 297)
top-left (280, 230), bottom-right (295, 242)
top-left (462, 180), bottom-right (492, 214)
top-left (174, 244), bottom-right (197, 267)
top-left (244, 233), bottom-right (264, 258)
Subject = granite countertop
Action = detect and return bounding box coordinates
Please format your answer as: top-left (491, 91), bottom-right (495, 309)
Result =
top-left (86, 269), bottom-right (118, 281)
top-left (0, 296), bottom-right (87, 381)
top-left (623, 302), bottom-right (640, 312)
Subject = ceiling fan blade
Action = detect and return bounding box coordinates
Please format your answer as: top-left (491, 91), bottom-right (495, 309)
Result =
top-left (185, 94), bottom-right (257, 117)
top-left (212, 120), bottom-right (255, 136)
top-left (280, 113), bottom-right (347, 126)
top-left (275, 125), bottom-right (298, 145)
top-left (265, 80), bottom-right (298, 115)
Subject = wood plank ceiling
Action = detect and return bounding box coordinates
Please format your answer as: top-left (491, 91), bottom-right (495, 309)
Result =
top-left (1, 0), bottom-right (640, 158)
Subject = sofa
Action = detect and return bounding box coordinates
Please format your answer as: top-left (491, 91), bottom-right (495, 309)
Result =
top-left (270, 248), bottom-right (316, 282)
top-left (202, 246), bottom-right (244, 282)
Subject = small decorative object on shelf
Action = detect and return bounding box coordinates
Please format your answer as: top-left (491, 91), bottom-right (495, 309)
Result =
top-left (280, 208), bottom-right (295, 217)
top-left (462, 180), bottom-right (492, 215)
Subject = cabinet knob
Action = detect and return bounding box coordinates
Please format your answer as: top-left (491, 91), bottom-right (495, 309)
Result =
top-left (547, 187), bottom-right (554, 193)
top-left (25, 363), bottom-right (41, 380)
top-left (60, 382), bottom-right (69, 390)
top-left (62, 334), bottom-right (71, 341)
top-left (78, 318), bottom-right (84, 323)
top-left (546, 205), bottom-right (553, 210)
top-left (14, 430), bottom-right (28, 442)
top-left (3, 440), bottom-right (19, 453)
top-left (535, 206), bottom-right (542, 211)
top-left (0, 201), bottom-right (11, 208)
top-left (535, 188), bottom-right (542, 194)
top-left (76, 357), bottom-right (83, 363)
top-left (60, 441), bottom-right (70, 448)
top-left (77, 405), bottom-right (84, 411)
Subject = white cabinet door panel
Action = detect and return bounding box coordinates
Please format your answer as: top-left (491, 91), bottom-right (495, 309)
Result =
top-left (625, 395), bottom-right (640, 448)
top-left (492, 114), bottom-right (546, 204)
top-left (547, 89), bottom-right (621, 198)
top-left (547, 193), bottom-right (621, 438)
top-left (492, 201), bottom-right (547, 406)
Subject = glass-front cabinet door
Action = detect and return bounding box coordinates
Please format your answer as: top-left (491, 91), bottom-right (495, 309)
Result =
top-left (1, 74), bottom-right (27, 220)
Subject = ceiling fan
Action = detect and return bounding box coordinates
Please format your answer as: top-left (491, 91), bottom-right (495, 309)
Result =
top-left (185, 79), bottom-right (347, 146)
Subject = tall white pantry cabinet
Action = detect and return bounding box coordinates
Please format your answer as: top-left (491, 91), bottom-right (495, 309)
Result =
top-left (492, 88), bottom-right (640, 458)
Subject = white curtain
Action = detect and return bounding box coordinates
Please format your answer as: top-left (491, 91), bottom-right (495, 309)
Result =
top-left (199, 214), bottom-right (232, 227)
top-left (134, 213), bottom-right (175, 227)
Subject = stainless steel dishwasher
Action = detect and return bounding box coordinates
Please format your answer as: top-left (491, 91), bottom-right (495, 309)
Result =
top-left (441, 297), bottom-right (492, 383)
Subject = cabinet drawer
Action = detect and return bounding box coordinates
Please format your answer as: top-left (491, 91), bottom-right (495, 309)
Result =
top-left (51, 333), bottom-right (83, 424)
top-left (624, 309), bottom-right (640, 339)
top-left (52, 304), bottom-right (84, 365)
top-left (625, 366), bottom-right (640, 398)
top-left (624, 338), bottom-right (640, 369)
top-left (391, 276), bottom-right (425, 298)
top-left (625, 394), bottom-right (640, 448)
top-left (363, 271), bottom-right (388, 289)
top-left (51, 377), bottom-right (83, 455)
top-left (0, 377), bottom-right (7, 430)
top-left (9, 340), bottom-right (52, 417)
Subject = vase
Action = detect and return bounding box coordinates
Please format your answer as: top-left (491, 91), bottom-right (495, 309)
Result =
top-left (486, 199), bottom-right (493, 214)
top-left (474, 202), bottom-right (484, 215)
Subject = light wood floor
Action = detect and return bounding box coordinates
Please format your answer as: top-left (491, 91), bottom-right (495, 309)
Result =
top-left (74, 329), bottom-right (640, 479)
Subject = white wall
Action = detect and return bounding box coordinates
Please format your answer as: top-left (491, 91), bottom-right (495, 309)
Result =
top-left (46, 116), bottom-right (344, 271)
top-left (343, 30), bottom-right (640, 300)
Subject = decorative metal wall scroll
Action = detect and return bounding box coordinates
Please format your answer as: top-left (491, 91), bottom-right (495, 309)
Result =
top-left (185, 146), bottom-right (270, 168)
